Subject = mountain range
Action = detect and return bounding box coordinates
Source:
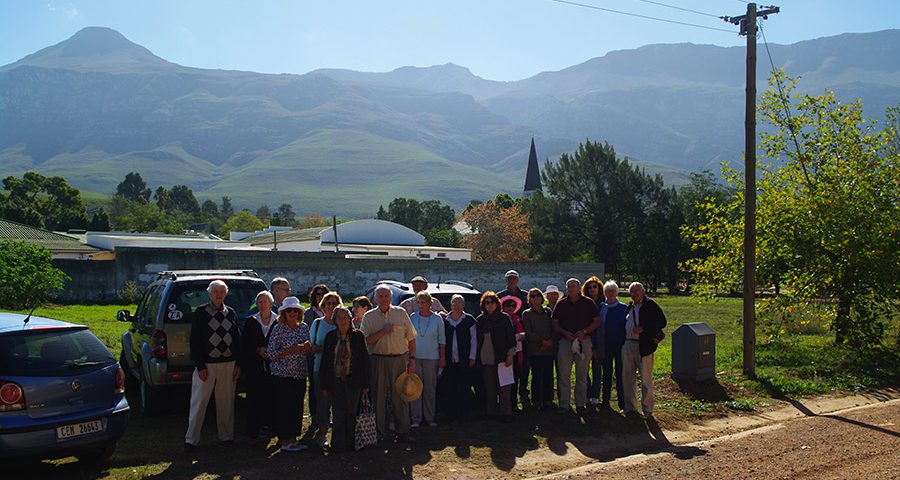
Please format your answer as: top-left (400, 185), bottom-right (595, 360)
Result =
top-left (1, 27), bottom-right (898, 216)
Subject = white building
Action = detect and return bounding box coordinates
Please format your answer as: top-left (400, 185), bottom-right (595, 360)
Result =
top-left (241, 219), bottom-right (472, 260)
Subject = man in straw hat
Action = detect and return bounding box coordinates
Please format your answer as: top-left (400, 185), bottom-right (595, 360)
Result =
top-left (360, 284), bottom-right (418, 443)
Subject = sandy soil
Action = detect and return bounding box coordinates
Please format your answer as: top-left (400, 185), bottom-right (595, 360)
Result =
top-left (531, 394), bottom-right (900, 480)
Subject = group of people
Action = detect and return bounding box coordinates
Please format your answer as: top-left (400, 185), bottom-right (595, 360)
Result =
top-left (183, 271), bottom-right (667, 454)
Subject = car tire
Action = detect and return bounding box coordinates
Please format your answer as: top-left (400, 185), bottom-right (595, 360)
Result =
top-left (76, 442), bottom-right (116, 465)
top-left (139, 373), bottom-right (161, 415)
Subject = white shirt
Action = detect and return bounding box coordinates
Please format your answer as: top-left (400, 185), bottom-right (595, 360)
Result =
top-left (625, 300), bottom-right (642, 340)
top-left (446, 311), bottom-right (477, 363)
top-left (254, 312), bottom-right (274, 338)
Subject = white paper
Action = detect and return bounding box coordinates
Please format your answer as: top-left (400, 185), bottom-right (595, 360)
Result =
top-left (497, 363), bottom-right (515, 387)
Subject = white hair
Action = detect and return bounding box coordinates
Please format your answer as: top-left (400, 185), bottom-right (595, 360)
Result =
top-left (628, 282), bottom-right (644, 293)
top-left (256, 290), bottom-right (274, 304)
top-left (207, 280), bottom-right (228, 293)
top-left (374, 284), bottom-right (393, 296)
top-left (450, 294), bottom-right (465, 305)
top-left (603, 280), bottom-right (619, 292)
top-left (270, 277), bottom-right (289, 289)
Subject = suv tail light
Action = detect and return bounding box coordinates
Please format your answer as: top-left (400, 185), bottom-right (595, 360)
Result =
top-left (151, 330), bottom-right (168, 359)
top-left (0, 381), bottom-right (25, 412)
top-left (114, 367), bottom-right (126, 395)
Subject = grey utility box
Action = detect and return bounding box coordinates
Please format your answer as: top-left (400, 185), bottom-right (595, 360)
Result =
top-left (671, 322), bottom-right (716, 381)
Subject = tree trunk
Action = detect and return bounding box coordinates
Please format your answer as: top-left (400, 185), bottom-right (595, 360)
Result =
top-left (834, 295), bottom-right (852, 344)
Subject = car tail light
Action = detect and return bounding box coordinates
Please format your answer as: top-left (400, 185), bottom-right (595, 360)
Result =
top-left (114, 367), bottom-right (126, 395)
top-left (151, 330), bottom-right (167, 359)
top-left (0, 381), bottom-right (25, 412)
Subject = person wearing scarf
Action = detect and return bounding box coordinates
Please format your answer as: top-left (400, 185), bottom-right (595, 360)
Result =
top-left (320, 306), bottom-right (371, 453)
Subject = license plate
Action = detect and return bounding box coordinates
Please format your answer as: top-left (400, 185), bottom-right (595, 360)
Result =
top-left (56, 419), bottom-right (104, 439)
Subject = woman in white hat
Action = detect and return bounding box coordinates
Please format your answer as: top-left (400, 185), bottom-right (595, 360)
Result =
top-left (266, 297), bottom-right (312, 452)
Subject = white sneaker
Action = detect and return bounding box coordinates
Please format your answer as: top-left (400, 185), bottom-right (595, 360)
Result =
top-left (411, 422), bottom-right (420, 428)
top-left (427, 421), bottom-right (438, 427)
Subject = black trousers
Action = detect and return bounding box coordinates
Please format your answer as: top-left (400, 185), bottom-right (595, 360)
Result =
top-left (440, 362), bottom-right (476, 420)
top-left (602, 347), bottom-right (625, 408)
top-left (330, 377), bottom-right (362, 453)
top-left (245, 369), bottom-right (275, 436)
top-left (529, 355), bottom-right (554, 406)
top-left (273, 376), bottom-right (306, 440)
top-left (306, 352), bottom-right (317, 417)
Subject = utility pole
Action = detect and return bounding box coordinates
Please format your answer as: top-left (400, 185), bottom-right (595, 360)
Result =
top-left (722, 3), bottom-right (779, 378)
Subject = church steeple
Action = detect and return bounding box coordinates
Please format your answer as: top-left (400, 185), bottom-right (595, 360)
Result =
top-left (523, 137), bottom-right (542, 196)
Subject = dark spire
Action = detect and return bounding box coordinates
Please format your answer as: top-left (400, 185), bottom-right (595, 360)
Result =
top-left (524, 137), bottom-right (542, 194)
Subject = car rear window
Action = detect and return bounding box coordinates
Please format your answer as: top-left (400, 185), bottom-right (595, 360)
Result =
top-left (164, 280), bottom-right (265, 323)
top-left (0, 328), bottom-right (115, 376)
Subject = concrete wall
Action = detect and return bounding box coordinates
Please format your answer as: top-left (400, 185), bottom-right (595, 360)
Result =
top-left (54, 247), bottom-right (604, 303)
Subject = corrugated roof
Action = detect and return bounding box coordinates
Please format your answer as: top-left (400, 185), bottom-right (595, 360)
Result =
top-left (0, 219), bottom-right (100, 252)
top-left (241, 226), bottom-right (324, 245)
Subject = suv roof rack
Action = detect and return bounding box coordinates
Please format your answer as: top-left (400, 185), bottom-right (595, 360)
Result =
top-left (156, 270), bottom-right (261, 281)
top-left (444, 280), bottom-right (475, 290)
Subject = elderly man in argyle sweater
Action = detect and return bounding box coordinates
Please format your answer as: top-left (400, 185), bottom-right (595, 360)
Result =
top-left (184, 280), bottom-right (242, 451)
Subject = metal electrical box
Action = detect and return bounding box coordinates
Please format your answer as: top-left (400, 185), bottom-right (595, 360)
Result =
top-left (671, 322), bottom-right (716, 381)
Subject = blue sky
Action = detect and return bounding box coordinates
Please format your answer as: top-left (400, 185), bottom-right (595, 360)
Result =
top-left (2, 1), bottom-right (898, 80)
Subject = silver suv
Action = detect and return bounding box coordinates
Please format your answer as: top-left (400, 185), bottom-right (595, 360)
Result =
top-left (117, 270), bottom-right (266, 414)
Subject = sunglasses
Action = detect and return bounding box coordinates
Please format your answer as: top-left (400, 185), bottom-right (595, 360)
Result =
top-left (529, 294), bottom-right (542, 298)
top-left (483, 299), bottom-right (496, 305)
top-left (325, 301), bottom-right (340, 306)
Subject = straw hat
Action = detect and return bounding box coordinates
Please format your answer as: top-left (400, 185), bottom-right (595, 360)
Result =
top-left (395, 372), bottom-right (423, 402)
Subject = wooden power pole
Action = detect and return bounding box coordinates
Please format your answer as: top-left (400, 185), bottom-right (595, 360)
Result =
top-left (723, 3), bottom-right (779, 378)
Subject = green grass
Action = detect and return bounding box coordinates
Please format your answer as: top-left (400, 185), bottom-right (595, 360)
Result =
top-left (6, 304), bottom-right (136, 349)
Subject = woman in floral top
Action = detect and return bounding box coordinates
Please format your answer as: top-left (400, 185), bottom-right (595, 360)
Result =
top-left (267, 296), bottom-right (312, 452)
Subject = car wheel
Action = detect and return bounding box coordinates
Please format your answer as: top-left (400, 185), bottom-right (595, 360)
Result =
top-left (76, 442), bottom-right (116, 465)
top-left (139, 374), bottom-right (161, 415)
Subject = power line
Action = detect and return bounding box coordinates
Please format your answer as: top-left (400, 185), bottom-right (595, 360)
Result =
top-left (631, 0), bottom-right (721, 19)
top-left (549, 0), bottom-right (736, 33)
top-left (758, 20), bottom-right (812, 188)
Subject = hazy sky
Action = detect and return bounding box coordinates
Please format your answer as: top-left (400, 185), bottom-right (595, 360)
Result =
top-left (2, 1), bottom-right (898, 80)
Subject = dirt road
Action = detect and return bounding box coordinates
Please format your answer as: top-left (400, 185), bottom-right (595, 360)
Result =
top-left (539, 399), bottom-right (900, 480)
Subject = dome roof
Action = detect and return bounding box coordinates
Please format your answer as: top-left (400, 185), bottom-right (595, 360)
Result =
top-left (319, 219), bottom-right (424, 246)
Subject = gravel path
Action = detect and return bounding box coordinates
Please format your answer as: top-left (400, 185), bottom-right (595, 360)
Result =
top-left (542, 400), bottom-right (900, 479)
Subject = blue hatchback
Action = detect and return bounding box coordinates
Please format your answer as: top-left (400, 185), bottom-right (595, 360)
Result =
top-left (0, 312), bottom-right (129, 463)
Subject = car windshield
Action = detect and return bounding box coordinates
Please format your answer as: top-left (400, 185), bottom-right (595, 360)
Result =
top-left (164, 280), bottom-right (264, 323)
top-left (0, 328), bottom-right (115, 376)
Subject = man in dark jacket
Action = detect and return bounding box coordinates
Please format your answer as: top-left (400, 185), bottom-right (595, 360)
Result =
top-left (621, 282), bottom-right (666, 418)
top-left (185, 280), bottom-right (241, 451)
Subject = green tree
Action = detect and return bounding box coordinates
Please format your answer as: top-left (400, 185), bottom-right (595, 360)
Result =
top-left (272, 203), bottom-right (296, 226)
top-left (153, 186), bottom-right (169, 212)
top-left (683, 72), bottom-right (900, 346)
top-left (377, 198), bottom-right (457, 243)
top-left (168, 185), bottom-right (200, 215)
top-left (0, 240), bottom-right (69, 309)
top-left (224, 211), bottom-right (265, 235)
top-left (200, 199), bottom-right (219, 219)
top-left (115, 172), bottom-right (151, 204)
top-left (425, 228), bottom-right (462, 248)
top-left (0, 172), bottom-right (88, 231)
top-left (87, 208), bottom-right (111, 231)
top-left (256, 204), bottom-right (271, 222)
top-left (115, 201), bottom-right (186, 233)
top-left (530, 141), bottom-right (679, 288)
top-left (220, 196), bottom-right (234, 222)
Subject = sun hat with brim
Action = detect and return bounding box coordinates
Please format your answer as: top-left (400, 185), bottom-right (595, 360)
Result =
top-left (395, 372), bottom-right (423, 402)
top-left (277, 296), bottom-right (304, 314)
top-left (505, 270), bottom-right (519, 278)
top-left (544, 285), bottom-right (561, 296)
top-left (499, 295), bottom-right (523, 313)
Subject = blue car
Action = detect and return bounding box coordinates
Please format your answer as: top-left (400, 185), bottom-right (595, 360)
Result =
top-left (0, 312), bottom-right (129, 463)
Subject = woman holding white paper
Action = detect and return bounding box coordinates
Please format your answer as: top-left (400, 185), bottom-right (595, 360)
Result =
top-left (474, 291), bottom-right (517, 422)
